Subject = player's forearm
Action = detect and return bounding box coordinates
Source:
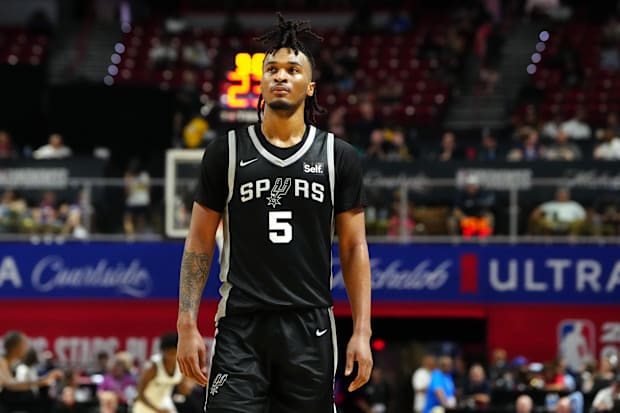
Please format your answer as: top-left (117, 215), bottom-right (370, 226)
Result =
top-left (177, 239), bottom-right (213, 327)
top-left (339, 242), bottom-right (372, 336)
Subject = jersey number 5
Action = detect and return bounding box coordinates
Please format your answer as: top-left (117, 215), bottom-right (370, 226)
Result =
top-left (269, 211), bottom-right (292, 244)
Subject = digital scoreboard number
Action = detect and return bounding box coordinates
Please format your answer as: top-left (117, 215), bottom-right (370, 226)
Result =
top-left (220, 52), bottom-right (265, 123)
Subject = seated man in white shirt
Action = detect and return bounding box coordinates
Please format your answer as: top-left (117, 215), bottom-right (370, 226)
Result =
top-left (529, 187), bottom-right (587, 235)
top-left (592, 373), bottom-right (620, 412)
top-left (594, 128), bottom-right (620, 160)
top-left (33, 133), bottom-right (72, 159)
top-left (560, 107), bottom-right (592, 140)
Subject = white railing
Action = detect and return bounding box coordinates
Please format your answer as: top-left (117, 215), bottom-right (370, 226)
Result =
top-left (1, 176), bottom-right (618, 243)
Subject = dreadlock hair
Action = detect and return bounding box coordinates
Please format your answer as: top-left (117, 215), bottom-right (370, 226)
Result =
top-left (255, 12), bottom-right (327, 125)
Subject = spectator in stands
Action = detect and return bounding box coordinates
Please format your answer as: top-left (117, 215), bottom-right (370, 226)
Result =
top-left (436, 131), bottom-right (465, 161)
top-left (175, 70), bottom-right (201, 121)
top-left (182, 39), bottom-right (211, 69)
top-left (561, 108), bottom-right (592, 140)
top-left (353, 100), bottom-right (383, 149)
top-left (601, 112), bottom-right (620, 138)
top-left (477, 132), bottom-right (502, 161)
top-left (385, 129), bottom-right (413, 161)
top-left (14, 349), bottom-right (40, 395)
top-left (591, 189), bottom-right (620, 233)
top-left (529, 187), bottom-right (586, 235)
top-left (544, 129), bottom-right (582, 161)
top-left (489, 348), bottom-right (509, 389)
top-left (327, 106), bottom-right (348, 144)
top-left (510, 356), bottom-right (531, 391)
top-left (0, 190), bottom-right (29, 233)
top-left (123, 158), bottom-right (151, 237)
top-left (556, 397), bottom-right (574, 413)
top-left (413, 355), bottom-right (436, 413)
top-left (32, 133), bottom-right (72, 159)
top-left (462, 364), bottom-right (491, 410)
top-left (516, 394), bottom-right (534, 413)
top-left (507, 128), bottom-right (545, 161)
top-left (542, 112), bottom-right (565, 140)
top-left (58, 190), bottom-right (89, 239)
top-left (424, 356), bottom-right (456, 413)
top-left (54, 368), bottom-right (93, 413)
top-left (594, 128), bottom-right (620, 160)
top-left (366, 129), bottom-right (388, 160)
top-left (90, 351), bottom-right (110, 376)
top-left (543, 361), bottom-right (570, 392)
top-left (97, 352), bottom-right (137, 413)
top-left (148, 36), bottom-right (178, 69)
top-left (0, 130), bottom-right (18, 159)
top-left (592, 357), bottom-right (617, 395)
top-left (581, 360), bottom-right (597, 394)
top-left (0, 331), bottom-right (62, 392)
top-left (449, 174), bottom-right (495, 237)
top-left (30, 190), bottom-right (61, 234)
top-left (592, 373), bottom-right (620, 412)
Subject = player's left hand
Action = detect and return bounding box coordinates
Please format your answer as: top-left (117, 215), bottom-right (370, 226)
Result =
top-left (344, 333), bottom-right (373, 392)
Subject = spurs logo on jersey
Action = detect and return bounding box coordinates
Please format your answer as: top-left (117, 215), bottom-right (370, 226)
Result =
top-left (240, 177), bottom-right (325, 205)
top-left (266, 177), bottom-right (291, 207)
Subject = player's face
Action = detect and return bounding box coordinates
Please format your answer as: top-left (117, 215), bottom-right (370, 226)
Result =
top-left (261, 48), bottom-right (315, 113)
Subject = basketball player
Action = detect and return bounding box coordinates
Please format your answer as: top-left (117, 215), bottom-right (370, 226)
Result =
top-left (133, 333), bottom-right (189, 413)
top-left (176, 14), bottom-right (373, 412)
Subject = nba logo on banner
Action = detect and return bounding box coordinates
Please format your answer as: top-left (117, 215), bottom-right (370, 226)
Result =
top-left (558, 319), bottom-right (595, 371)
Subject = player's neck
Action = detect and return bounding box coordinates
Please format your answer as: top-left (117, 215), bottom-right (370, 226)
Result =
top-left (261, 109), bottom-right (306, 148)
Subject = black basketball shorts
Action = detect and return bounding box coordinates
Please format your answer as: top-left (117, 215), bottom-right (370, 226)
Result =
top-left (204, 307), bottom-right (337, 413)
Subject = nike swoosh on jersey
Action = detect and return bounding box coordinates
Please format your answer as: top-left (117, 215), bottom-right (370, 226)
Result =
top-left (239, 158), bottom-right (258, 167)
top-left (315, 328), bottom-right (328, 337)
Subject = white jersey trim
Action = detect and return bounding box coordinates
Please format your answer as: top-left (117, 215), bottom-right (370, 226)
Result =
top-left (328, 306), bottom-right (338, 413)
top-left (327, 132), bottom-right (335, 289)
top-left (215, 130), bottom-right (236, 322)
top-left (247, 124), bottom-right (317, 168)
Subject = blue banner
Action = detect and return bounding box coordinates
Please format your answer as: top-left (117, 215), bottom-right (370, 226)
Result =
top-left (0, 242), bottom-right (619, 303)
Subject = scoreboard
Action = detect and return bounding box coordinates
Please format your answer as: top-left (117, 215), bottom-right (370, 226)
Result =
top-left (219, 52), bottom-right (265, 123)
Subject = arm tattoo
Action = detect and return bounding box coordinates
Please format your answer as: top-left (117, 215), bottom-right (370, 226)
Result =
top-left (179, 250), bottom-right (211, 319)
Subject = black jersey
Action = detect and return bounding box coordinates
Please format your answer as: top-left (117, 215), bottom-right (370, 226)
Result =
top-left (195, 124), bottom-right (365, 322)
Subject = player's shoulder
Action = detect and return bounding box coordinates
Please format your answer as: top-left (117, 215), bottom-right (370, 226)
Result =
top-left (203, 130), bottom-right (237, 156)
top-left (333, 136), bottom-right (359, 157)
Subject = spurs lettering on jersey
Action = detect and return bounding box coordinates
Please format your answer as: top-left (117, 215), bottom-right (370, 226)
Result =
top-left (240, 178), bottom-right (325, 205)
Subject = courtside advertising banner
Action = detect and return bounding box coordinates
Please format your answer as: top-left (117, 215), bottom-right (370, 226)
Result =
top-left (1, 242), bottom-right (619, 366)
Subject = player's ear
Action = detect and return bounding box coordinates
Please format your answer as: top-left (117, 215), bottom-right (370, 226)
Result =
top-left (307, 82), bottom-right (315, 97)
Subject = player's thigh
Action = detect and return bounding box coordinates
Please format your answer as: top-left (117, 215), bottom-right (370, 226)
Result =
top-left (205, 316), bottom-right (269, 413)
top-left (271, 308), bottom-right (336, 413)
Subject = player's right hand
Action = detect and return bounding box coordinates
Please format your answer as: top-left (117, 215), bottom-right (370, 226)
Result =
top-left (177, 325), bottom-right (209, 387)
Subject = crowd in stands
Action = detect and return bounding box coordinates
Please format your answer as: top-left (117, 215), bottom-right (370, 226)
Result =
top-left (0, 331), bottom-right (204, 413)
top-left (4, 2), bottom-right (620, 238)
top-left (350, 349), bottom-right (620, 413)
top-left (3, 329), bottom-right (618, 413)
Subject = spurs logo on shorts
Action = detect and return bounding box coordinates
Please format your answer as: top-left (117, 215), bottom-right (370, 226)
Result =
top-left (209, 373), bottom-right (229, 396)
